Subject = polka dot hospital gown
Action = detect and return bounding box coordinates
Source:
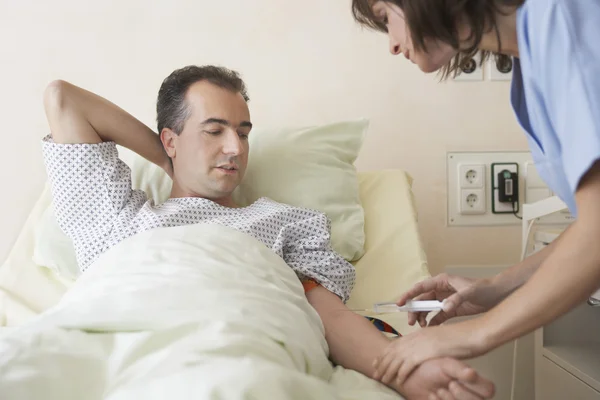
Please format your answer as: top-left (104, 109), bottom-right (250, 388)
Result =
top-left (41, 136), bottom-right (355, 302)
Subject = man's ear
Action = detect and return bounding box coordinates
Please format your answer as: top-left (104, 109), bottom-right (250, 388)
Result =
top-left (160, 128), bottom-right (177, 158)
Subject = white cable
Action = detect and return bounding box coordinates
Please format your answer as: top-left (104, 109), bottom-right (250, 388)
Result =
top-left (510, 338), bottom-right (519, 400)
top-left (510, 217), bottom-right (536, 400)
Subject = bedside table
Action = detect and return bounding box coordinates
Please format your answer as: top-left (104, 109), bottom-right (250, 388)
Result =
top-left (534, 303), bottom-right (600, 399)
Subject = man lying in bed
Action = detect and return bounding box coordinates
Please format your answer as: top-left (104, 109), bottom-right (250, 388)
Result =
top-left (41, 65), bottom-right (494, 400)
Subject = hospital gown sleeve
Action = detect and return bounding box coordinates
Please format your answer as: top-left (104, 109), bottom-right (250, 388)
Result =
top-left (41, 135), bottom-right (143, 270)
top-left (540, 1), bottom-right (600, 193)
top-left (281, 213), bottom-right (356, 303)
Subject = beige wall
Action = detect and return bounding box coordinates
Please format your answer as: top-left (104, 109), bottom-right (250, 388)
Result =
top-left (0, 0), bottom-right (529, 274)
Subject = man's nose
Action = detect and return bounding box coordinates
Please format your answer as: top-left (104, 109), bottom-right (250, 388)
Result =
top-left (223, 131), bottom-right (244, 155)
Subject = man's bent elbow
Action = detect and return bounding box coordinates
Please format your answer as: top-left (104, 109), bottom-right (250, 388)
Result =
top-left (43, 80), bottom-right (71, 112)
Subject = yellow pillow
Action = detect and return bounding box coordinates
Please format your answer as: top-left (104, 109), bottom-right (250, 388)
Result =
top-left (32, 119), bottom-right (368, 278)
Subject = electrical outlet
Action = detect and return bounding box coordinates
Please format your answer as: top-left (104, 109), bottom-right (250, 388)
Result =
top-left (487, 54), bottom-right (513, 81)
top-left (460, 189), bottom-right (485, 215)
top-left (459, 164), bottom-right (485, 188)
top-left (453, 53), bottom-right (484, 81)
top-left (448, 152), bottom-right (574, 226)
top-left (448, 151), bottom-right (531, 226)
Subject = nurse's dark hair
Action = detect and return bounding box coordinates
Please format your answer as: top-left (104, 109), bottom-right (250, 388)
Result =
top-left (156, 65), bottom-right (249, 135)
top-left (351, 0), bottom-right (525, 80)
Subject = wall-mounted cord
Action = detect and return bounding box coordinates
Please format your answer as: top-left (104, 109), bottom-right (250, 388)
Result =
top-left (510, 217), bottom-right (536, 400)
top-left (513, 201), bottom-right (522, 220)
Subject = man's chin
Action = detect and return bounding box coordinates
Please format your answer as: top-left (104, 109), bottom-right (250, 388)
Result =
top-left (212, 183), bottom-right (240, 197)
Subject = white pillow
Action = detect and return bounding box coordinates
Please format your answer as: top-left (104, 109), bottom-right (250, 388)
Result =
top-left (33, 119), bottom-right (368, 278)
top-left (32, 206), bottom-right (80, 281)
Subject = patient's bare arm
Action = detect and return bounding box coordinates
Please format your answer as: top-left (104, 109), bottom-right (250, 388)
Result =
top-left (43, 80), bottom-right (171, 176)
top-left (305, 286), bottom-right (495, 399)
top-left (305, 285), bottom-right (389, 377)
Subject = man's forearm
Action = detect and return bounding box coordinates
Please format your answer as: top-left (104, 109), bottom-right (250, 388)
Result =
top-left (44, 80), bottom-right (170, 171)
top-left (305, 286), bottom-right (390, 378)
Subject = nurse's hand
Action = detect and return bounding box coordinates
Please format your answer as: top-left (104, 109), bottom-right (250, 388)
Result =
top-left (397, 274), bottom-right (503, 327)
top-left (373, 321), bottom-right (488, 388)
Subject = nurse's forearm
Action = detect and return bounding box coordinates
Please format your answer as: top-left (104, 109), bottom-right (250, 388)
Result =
top-left (477, 221), bottom-right (600, 350)
top-left (490, 228), bottom-right (568, 300)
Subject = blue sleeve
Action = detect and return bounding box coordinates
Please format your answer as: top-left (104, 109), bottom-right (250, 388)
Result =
top-left (539, 0), bottom-right (600, 193)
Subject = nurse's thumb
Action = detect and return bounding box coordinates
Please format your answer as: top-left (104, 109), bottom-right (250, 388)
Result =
top-left (443, 283), bottom-right (477, 314)
top-left (441, 298), bottom-right (455, 313)
top-left (442, 292), bottom-right (465, 314)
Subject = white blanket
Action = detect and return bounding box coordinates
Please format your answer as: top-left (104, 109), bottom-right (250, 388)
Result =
top-left (0, 224), bottom-right (401, 400)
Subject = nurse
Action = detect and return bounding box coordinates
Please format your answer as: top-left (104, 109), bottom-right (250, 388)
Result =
top-left (351, 0), bottom-right (600, 389)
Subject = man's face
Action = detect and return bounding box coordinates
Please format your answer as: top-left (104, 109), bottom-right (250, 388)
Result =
top-left (162, 81), bottom-right (252, 203)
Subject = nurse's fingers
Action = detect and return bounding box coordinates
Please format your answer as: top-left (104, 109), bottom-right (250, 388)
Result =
top-left (397, 273), bottom-right (458, 307)
top-left (397, 278), bottom-right (444, 306)
top-left (381, 358), bottom-right (403, 385)
top-left (437, 388), bottom-right (455, 400)
top-left (429, 310), bottom-right (453, 327)
top-left (408, 291), bottom-right (436, 326)
top-left (373, 352), bottom-right (395, 381)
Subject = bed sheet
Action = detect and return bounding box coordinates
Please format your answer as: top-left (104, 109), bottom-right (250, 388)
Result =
top-left (0, 223), bottom-right (403, 399)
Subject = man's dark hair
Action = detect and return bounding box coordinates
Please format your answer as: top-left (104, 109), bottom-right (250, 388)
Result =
top-left (351, 0), bottom-right (525, 80)
top-left (156, 65), bottom-right (249, 134)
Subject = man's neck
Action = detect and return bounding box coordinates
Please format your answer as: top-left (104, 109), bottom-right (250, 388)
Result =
top-left (169, 182), bottom-right (238, 208)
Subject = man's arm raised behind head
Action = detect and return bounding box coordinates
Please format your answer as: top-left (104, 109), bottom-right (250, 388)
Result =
top-left (43, 80), bottom-right (171, 173)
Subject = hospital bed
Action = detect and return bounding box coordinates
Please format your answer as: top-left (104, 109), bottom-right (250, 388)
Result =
top-left (0, 120), bottom-right (432, 399)
top-left (0, 170), bottom-right (430, 332)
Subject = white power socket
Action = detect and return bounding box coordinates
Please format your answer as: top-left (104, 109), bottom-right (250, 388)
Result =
top-left (460, 189), bottom-right (485, 214)
top-left (458, 164), bottom-right (486, 215)
top-left (453, 52), bottom-right (484, 82)
top-left (487, 55), bottom-right (513, 81)
top-left (459, 164), bottom-right (485, 188)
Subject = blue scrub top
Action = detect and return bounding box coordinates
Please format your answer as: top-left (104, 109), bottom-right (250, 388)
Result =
top-left (511, 0), bottom-right (600, 216)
